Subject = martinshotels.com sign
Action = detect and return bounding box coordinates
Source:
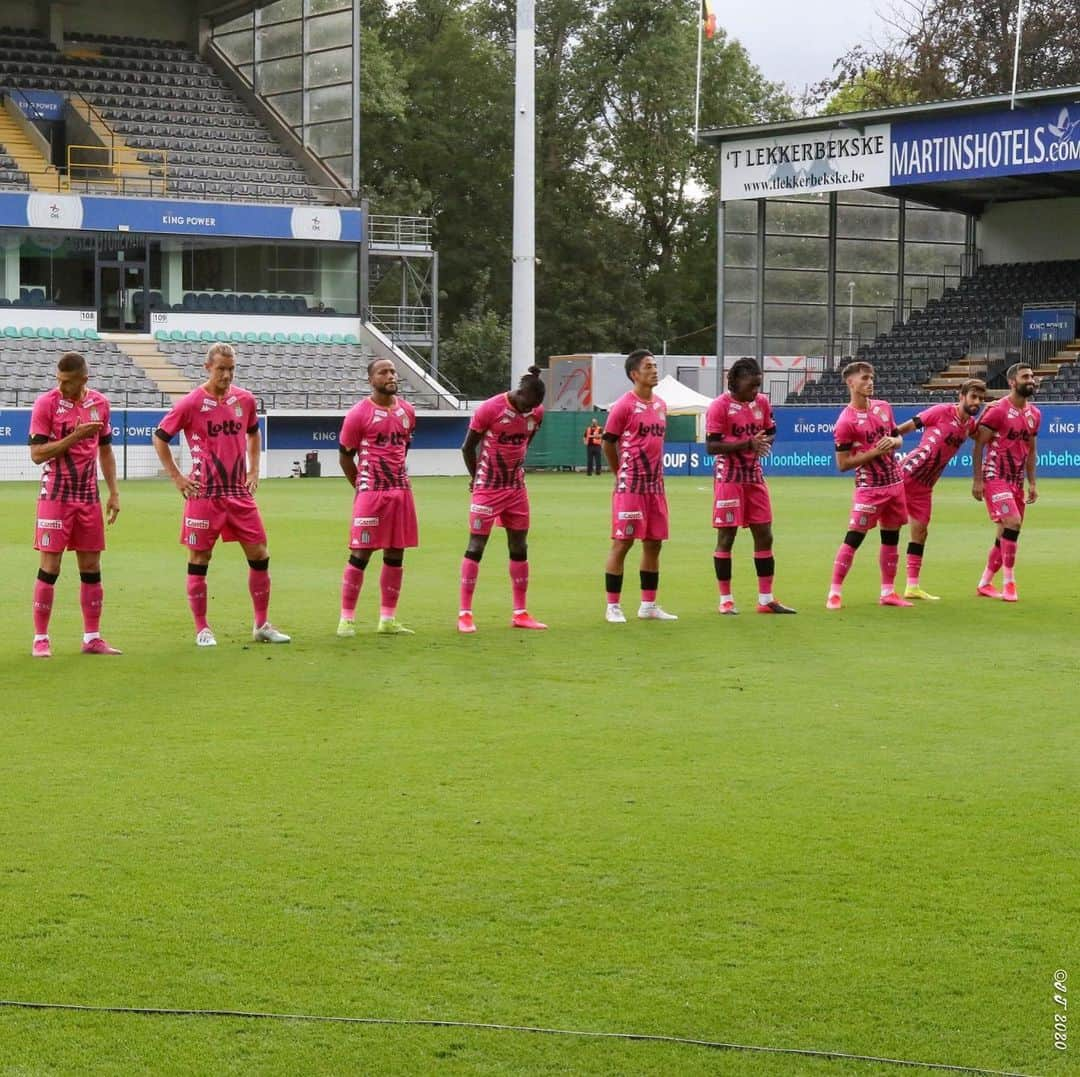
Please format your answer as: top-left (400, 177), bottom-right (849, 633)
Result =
top-left (720, 124), bottom-right (891, 200)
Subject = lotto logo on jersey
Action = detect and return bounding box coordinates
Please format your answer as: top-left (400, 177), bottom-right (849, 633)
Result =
top-left (354, 516), bottom-right (380, 526)
top-left (617, 510), bottom-right (644, 521)
top-left (184, 517), bottom-right (211, 530)
top-left (36, 518), bottom-right (63, 530)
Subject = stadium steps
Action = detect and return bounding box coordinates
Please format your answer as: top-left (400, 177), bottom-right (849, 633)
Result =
top-left (66, 93), bottom-right (156, 194)
top-left (359, 320), bottom-right (463, 411)
top-left (0, 105), bottom-right (60, 190)
top-left (104, 334), bottom-right (194, 399)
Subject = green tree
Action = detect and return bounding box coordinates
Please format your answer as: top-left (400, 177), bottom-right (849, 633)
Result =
top-left (439, 282), bottom-right (512, 397)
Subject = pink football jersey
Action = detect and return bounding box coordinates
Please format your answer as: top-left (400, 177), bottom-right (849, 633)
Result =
top-left (979, 396), bottom-right (1041, 485)
top-left (339, 396), bottom-right (416, 491)
top-left (834, 398), bottom-right (902, 488)
top-left (901, 402), bottom-right (978, 487)
top-left (705, 391), bottom-right (775, 484)
top-left (469, 392), bottom-right (543, 491)
top-left (604, 390), bottom-right (667, 494)
top-left (30, 387), bottom-right (112, 503)
top-left (157, 386), bottom-right (260, 498)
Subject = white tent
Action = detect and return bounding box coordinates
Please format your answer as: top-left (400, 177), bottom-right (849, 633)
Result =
top-left (653, 375), bottom-right (713, 414)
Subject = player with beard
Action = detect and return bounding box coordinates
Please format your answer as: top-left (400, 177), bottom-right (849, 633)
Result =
top-left (972, 363), bottom-right (1040, 602)
top-left (895, 379), bottom-right (987, 600)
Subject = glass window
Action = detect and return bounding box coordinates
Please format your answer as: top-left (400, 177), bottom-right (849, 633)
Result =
top-left (763, 302), bottom-right (827, 338)
top-left (764, 336), bottom-right (827, 356)
top-left (837, 202), bottom-right (898, 240)
top-left (263, 0), bottom-right (302, 20)
top-left (216, 28), bottom-right (254, 64)
top-left (307, 10), bottom-right (352, 51)
top-left (764, 268), bottom-right (827, 303)
top-left (723, 200), bottom-right (757, 231)
top-left (257, 22), bottom-right (301, 62)
top-left (905, 206), bottom-right (966, 243)
top-left (309, 82), bottom-right (352, 124)
top-left (259, 55), bottom-right (303, 94)
top-left (766, 198), bottom-right (829, 236)
top-left (724, 233), bottom-right (757, 269)
top-left (325, 154), bottom-right (352, 185)
top-left (843, 272), bottom-right (898, 307)
top-left (905, 241), bottom-right (964, 276)
top-left (723, 300), bottom-right (755, 338)
top-left (724, 267), bottom-right (756, 301)
top-left (765, 234), bottom-right (828, 270)
top-left (837, 237), bottom-right (897, 273)
top-left (308, 0), bottom-right (350, 13)
top-left (268, 91), bottom-right (303, 125)
top-left (306, 45), bottom-right (351, 88)
top-left (308, 121), bottom-right (351, 158)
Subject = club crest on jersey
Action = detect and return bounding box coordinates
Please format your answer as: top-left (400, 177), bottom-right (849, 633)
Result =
top-left (401, 416), bottom-right (410, 430)
top-left (526, 418), bottom-right (536, 432)
top-left (360, 530), bottom-right (371, 544)
top-left (89, 407), bottom-right (100, 422)
top-left (40, 533), bottom-right (50, 547)
top-left (234, 406), bottom-right (243, 417)
top-left (625, 523), bottom-right (635, 536)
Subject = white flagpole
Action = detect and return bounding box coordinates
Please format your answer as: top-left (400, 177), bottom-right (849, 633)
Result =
top-left (693, 2), bottom-right (704, 143)
top-left (510, 0), bottom-right (536, 386)
top-left (1010, 0), bottom-right (1025, 110)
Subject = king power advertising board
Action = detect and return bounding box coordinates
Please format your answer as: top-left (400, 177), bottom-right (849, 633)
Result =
top-left (720, 97), bottom-right (1080, 200)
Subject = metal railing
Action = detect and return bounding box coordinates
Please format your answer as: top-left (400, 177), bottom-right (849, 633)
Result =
top-left (364, 311), bottom-right (461, 402)
top-left (368, 215), bottom-right (433, 248)
top-left (66, 143), bottom-right (170, 196)
top-left (369, 305), bottom-right (432, 338)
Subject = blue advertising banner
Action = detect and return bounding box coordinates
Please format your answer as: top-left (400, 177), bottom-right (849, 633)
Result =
top-left (1022, 307), bottom-right (1076, 341)
top-left (9, 89), bottom-right (64, 121)
top-left (0, 408), bottom-right (31, 444)
top-left (267, 414), bottom-right (468, 451)
top-left (891, 100), bottom-right (1080, 186)
top-left (0, 192), bottom-right (363, 243)
top-left (662, 404), bottom-right (1080, 479)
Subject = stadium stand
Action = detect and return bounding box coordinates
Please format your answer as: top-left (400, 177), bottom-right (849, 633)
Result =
top-left (0, 28), bottom-right (319, 202)
top-left (154, 338), bottom-right (445, 410)
top-left (788, 259), bottom-right (1080, 405)
top-left (133, 291), bottom-right (339, 317)
top-left (0, 335), bottom-right (165, 407)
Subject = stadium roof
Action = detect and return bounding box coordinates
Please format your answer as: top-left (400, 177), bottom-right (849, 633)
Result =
top-left (700, 84), bottom-right (1080, 216)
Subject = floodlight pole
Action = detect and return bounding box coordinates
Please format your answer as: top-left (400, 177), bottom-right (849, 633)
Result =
top-left (1010, 0), bottom-right (1025, 110)
top-left (510, 0), bottom-right (536, 386)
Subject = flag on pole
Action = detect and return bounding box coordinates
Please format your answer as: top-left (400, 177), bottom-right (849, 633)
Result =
top-left (703, 0), bottom-right (717, 40)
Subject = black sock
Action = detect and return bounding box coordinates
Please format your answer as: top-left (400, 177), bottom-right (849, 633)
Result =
top-left (604, 572), bottom-right (622, 598)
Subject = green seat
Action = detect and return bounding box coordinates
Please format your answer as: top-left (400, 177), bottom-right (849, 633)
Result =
top-left (154, 329), bottom-right (170, 343)
top-left (52, 327), bottom-right (69, 340)
top-left (3, 325), bottom-right (19, 338)
top-left (68, 327), bottom-right (83, 340)
top-left (83, 329), bottom-right (100, 340)
top-left (272, 331), bottom-right (288, 344)
top-left (287, 332), bottom-right (303, 344)
top-left (258, 332), bottom-right (273, 344)
top-left (316, 332), bottom-right (333, 345)
top-left (35, 327), bottom-right (52, 339)
top-left (330, 333), bottom-right (346, 345)
top-left (244, 331), bottom-right (259, 344)
top-left (199, 330), bottom-right (215, 343)
top-left (302, 332), bottom-right (317, 345)
top-left (183, 330), bottom-right (199, 343)
top-left (343, 333), bottom-right (359, 345)
top-left (20, 326), bottom-right (36, 338)
top-left (229, 330), bottom-right (244, 344)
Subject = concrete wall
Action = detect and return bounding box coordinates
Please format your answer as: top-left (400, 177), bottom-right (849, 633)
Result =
top-left (979, 198), bottom-right (1080, 265)
top-left (0, 0), bottom-right (197, 47)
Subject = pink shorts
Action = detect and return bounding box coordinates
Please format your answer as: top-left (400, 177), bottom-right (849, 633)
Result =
top-left (34, 498), bottom-right (105, 552)
top-left (902, 476), bottom-right (934, 524)
top-left (983, 479), bottom-right (1025, 523)
top-left (611, 491), bottom-right (669, 542)
top-left (181, 495), bottom-right (267, 551)
top-left (349, 487), bottom-right (419, 550)
top-left (713, 481), bottom-right (772, 528)
top-left (848, 481), bottom-right (908, 532)
top-left (469, 486), bottom-right (530, 535)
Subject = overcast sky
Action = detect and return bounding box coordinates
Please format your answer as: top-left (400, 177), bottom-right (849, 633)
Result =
top-left (720, 0), bottom-right (891, 98)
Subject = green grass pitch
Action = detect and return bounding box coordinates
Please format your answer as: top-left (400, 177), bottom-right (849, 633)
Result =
top-left (0, 474), bottom-right (1076, 1076)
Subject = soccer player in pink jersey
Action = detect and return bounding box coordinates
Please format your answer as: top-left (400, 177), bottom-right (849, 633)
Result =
top-left (337, 358), bottom-right (418, 636)
top-left (28, 351), bottom-right (121, 657)
top-left (602, 349), bottom-right (677, 623)
top-left (153, 342), bottom-right (290, 647)
top-left (896, 378), bottom-right (986, 601)
top-left (972, 362), bottom-right (1040, 602)
top-left (458, 366), bottom-right (546, 632)
top-left (826, 361), bottom-right (910, 610)
top-left (705, 357), bottom-right (795, 615)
